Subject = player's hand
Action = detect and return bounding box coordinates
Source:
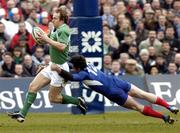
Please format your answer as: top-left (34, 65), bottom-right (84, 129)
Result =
top-left (51, 64), bottom-right (61, 73)
top-left (36, 32), bottom-right (49, 43)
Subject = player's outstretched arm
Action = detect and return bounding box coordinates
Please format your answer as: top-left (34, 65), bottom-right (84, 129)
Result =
top-left (51, 64), bottom-right (87, 81)
top-left (51, 64), bottom-right (73, 80)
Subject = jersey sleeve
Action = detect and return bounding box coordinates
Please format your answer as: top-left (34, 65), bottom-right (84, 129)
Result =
top-left (72, 71), bottom-right (88, 81)
top-left (56, 30), bottom-right (69, 45)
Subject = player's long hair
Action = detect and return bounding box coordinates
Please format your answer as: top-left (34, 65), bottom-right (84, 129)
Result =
top-left (70, 55), bottom-right (87, 70)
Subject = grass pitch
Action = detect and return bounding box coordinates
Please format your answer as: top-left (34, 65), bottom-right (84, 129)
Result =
top-left (0, 112), bottom-right (179, 133)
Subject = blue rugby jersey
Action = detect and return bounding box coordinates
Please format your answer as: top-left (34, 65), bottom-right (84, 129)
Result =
top-left (71, 63), bottom-right (131, 100)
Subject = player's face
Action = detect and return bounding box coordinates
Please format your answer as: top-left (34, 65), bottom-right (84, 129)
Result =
top-left (52, 13), bottom-right (61, 28)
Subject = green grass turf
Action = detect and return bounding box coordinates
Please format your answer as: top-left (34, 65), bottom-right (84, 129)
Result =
top-left (0, 111), bottom-right (179, 133)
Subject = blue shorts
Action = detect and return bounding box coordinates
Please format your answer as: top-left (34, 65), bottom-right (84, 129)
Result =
top-left (107, 77), bottom-right (131, 105)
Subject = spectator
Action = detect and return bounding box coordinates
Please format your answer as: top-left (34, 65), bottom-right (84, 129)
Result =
top-left (103, 34), bottom-right (116, 55)
top-left (38, 11), bottom-right (49, 34)
top-left (0, 22), bottom-right (10, 47)
top-left (0, 8), bottom-right (17, 40)
top-left (129, 31), bottom-right (137, 45)
top-left (128, 45), bottom-right (139, 60)
top-left (116, 1), bottom-right (127, 15)
top-left (139, 49), bottom-right (155, 74)
top-left (144, 9), bottom-right (158, 31)
top-left (12, 47), bottom-right (23, 64)
top-left (157, 15), bottom-right (171, 32)
top-left (42, 54), bottom-right (51, 66)
top-left (103, 24), bottom-right (119, 49)
top-left (0, 8), bottom-right (13, 39)
top-left (0, 52), bottom-right (16, 77)
top-left (9, 21), bottom-right (35, 54)
top-left (126, 0), bottom-right (142, 17)
top-left (167, 62), bottom-right (178, 75)
top-left (165, 26), bottom-right (180, 52)
top-left (32, 46), bottom-right (45, 66)
top-left (155, 54), bottom-right (168, 74)
top-left (150, 65), bottom-right (159, 75)
top-left (20, 1), bottom-right (34, 20)
top-left (166, 10), bottom-right (176, 25)
top-left (163, 0), bottom-right (174, 10)
top-left (114, 14), bottom-right (126, 43)
top-left (174, 53), bottom-right (180, 72)
top-left (152, 0), bottom-right (161, 10)
top-left (154, 9), bottom-right (163, 20)
top-left (125, 59), bottom-right (144, 76)
top-left (108, 60), bottom-right (125, 77)
top-left (173, 15), bottom-right (180, 38)
top-left (172, 1), bottom-right (180, 16)
top-left (14, 64), bottom-right (24, 78)
top-left (39, 0), bottom-right (59, 13)
top-left (119, 18), bottom-right (132, 36)
top-left (102, 4), bottom-right (116, 28)
top-left (135, 20), bottom-right (149, 45)
top-left (119, 53), bottom-right (129, 72)
top-left (6, 0), bottom-right (16, 19)
top-left (32, 0), bottom-right (43, 13)
top-left (148, 46), bottom-right (156, 61)
top-left (31, 43), bottom-right (49, 55)
top-left (9, 7), bottom-right (32, 37)
top-left (143, 3), bottom-right (152, 11)
top-left (103, 53), bottom-right (112, 74)
top-left (161, 40), bottom-right (175, 65)
top-left (132, 9), bottom-right (143, 29)
top-left (118, 34), bottom-right (134, 54)
top-left (22, 54), bottom-right (37, 77)
top-left (25, 8), bottom-right (39, 29)
top-left (157, 30), bottom-right (165, 41)
top-left (49, 6), bottom-right (59, 19)
top-left (0, 42), bottom-right (7, 61)
top-left (139, 30), bottom-right (162, 55)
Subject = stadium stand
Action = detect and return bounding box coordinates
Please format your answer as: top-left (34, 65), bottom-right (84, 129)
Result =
top-left (0, 0), bottom-right (180, 77)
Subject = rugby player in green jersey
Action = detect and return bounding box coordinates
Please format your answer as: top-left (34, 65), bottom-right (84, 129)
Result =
top-left (7, 8), bottom-right (87, 123)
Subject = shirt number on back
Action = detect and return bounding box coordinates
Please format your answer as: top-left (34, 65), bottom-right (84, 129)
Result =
top-left (87, 64), bottom-right (97, 76)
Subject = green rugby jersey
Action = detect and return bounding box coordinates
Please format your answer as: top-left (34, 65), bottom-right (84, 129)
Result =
top-left (49, 24), bottom-right (70, 64)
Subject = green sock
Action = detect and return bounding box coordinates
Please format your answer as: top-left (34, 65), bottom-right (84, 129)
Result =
top-left (61, 94), bottom-right (79, 105)
top-left (20, 92), bottom-right (37, 117)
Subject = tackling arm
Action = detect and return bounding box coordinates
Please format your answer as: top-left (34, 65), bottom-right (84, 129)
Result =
top-left (51, 65), bottom-right (87, 81)
top-left (59, 69), bottom-right (74, 81)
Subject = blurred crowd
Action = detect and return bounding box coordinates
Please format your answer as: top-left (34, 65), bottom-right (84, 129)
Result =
top-left (101, 0), bottom-right (180, 77)
top-left (0, 0), bottom-right (179, 78)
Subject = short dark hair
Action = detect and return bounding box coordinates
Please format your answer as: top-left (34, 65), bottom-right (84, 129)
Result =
top-left (70, 55), bottom-right (87, 70)
top-left (3, 51), bottom-right (12, 57)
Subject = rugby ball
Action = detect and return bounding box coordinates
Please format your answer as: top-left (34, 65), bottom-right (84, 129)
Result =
top-left (32, 27), bottom-right (45, 44)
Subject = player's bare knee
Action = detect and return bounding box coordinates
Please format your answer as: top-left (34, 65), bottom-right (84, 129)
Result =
top-left (28, 83), bottom-right (38, 92)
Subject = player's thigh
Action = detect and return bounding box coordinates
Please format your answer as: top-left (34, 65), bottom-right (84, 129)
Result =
top-left (128, 84), bottom-right (147, 99)
top-left (123, 95), bottom-right (144, 112)
top-left (50, 62), bottom-right (69, 87)
top-left (29, 73), bottom-right (50, 92)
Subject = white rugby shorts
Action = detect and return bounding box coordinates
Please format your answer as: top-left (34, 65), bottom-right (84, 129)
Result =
top-left (40, 62), bottom-right (69, 87)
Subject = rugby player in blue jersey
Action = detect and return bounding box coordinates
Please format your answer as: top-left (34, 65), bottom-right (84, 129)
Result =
top-left (51, 54), bottom-right (179, 124)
